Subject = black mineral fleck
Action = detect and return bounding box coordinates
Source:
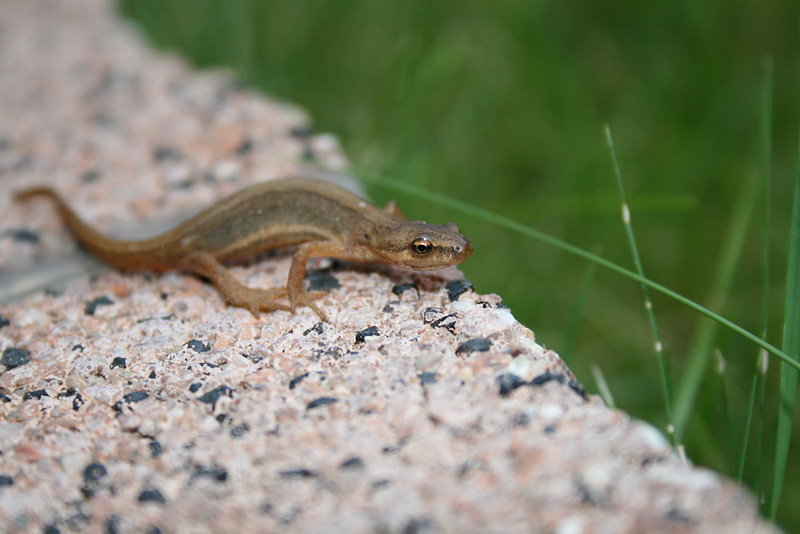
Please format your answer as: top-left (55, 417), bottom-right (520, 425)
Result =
top-left (455, 338), bottom-right (492, 355)
top-left (666, 507), bottom-right (693, 523)
top-left (236, 138), bottom-right (253, 155)
top-left (421, 307), bottom-right (442, 323)
top-left (403, 518), bottom-right (437, 534)
top-left (301, 145), bottom-right (316, 162)
top-left (189, 382), bottom-right (203, 393)
top-left (0, 474), bottom-right (12, 486)
top-left (306, 269), bottom-right (340, 291)
top-left (511, 412), bottom-right (530, 427)
top-left (290, 124), bottom-right (314, 138)
top-left (137, 489), bottom-right (166, 504)
top-left (497, 373), bottom-right (526, 397)
top-left (152, 146), bottom-right (182, 161)
top-left (1, 347), bottom-right (30, 368)
top-left (306, 397), bottom-right (338, 410)
top-left (569, 379), bottom-right (588, 400)
top-left (81, 170), bottom-right (100, 183)
top-left (105, 515), bottom-right (120, 534)
top-left (83, 462), bottom-right (108, 483)
top-left (419, 372), bottom-right (438, 386)
top-left (149, 440), bottom-right (163, 458)
top-left (312, 346), bottom-right (343, 360)
top-left (23, 389), bottom-right (49, 401)
top-left (530, 370), bottom-right (564, 387)
top-left (427, 313), bottom-right (457, 334)
top-left (289, 373), bottom-right (308, 390)
top-left (109, 357), bottom-right (126, 369)
top-left (3, 228), bottom-right (39, 243)
top-left (198, 385), bottom-right (233, 406)
top-left (392, 283), bottom-right (419, 299)
top-left (123, 391), bottom-right (149, 403)
top-left (303, 322), bottom-right (324, 336)
top-left (340, 457), bottom-right (364, 470)
top-left (191, 466), bottom-right (228, 484)
top-left (186, 339), bottom-right (210, 352)
top-left (355, 326), bottom-right (380, 343)
top-left (81, 462), bottom-right (109, 498)
top-left (230, 423), bottom-right (250, 438)
top-left (279, 468), bottom-right (317, 479)
top-left (445, 279), bottom-right (473, 301)
top-left (0, 316), bottom-right (9, 329)
top-left (84, 296), bottom-right (114, 316)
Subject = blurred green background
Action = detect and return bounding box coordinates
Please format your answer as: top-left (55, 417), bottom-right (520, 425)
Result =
top-left (119, 0), bottom-right (799, 528)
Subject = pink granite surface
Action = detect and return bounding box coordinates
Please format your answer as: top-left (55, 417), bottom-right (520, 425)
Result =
top-left (0, 1), bottom-right (780, 533)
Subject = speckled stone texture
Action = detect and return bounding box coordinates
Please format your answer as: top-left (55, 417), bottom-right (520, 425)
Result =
top-left (0, 1), bottom-right (781, 533)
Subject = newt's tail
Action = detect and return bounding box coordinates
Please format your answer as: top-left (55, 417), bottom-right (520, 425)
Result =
top-left (14, 188), bottom-right (172, 270)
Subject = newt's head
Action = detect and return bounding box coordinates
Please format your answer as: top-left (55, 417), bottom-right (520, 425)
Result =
top-left (371, 221), bottom-right (472, 270)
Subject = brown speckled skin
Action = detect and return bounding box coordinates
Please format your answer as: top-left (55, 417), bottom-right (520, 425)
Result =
top-left (16, 178), bottom-right (472, 318)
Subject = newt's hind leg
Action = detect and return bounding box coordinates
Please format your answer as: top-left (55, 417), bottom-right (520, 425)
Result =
top-left (179, 251), bottom-right (290, 317)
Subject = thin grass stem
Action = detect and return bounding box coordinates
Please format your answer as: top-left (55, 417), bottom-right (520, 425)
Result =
top-left (603, 125), bottom-right (674, 442)
top-left (714, 348), bottom-right (739, 472)
top-left (590, 364), bottom-right (616, 409)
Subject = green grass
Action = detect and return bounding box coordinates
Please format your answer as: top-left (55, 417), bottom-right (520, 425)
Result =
top-left (119, 0), bottom-right (800, 529)
top-left (771, 91), bottom-right (800, 518)
top-left (605, 125), bottom-right (674, 443)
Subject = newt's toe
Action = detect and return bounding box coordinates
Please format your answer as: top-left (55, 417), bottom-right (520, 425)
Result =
top-left (289, 290), bottom-right (328, 320)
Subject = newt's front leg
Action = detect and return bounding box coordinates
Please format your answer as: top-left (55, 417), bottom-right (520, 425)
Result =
top-left (286, 241), bottom-right (384, 321)
top-left (285, 242), bottom-right (349, 321)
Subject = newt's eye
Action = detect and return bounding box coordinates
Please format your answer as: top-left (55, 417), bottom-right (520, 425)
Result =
top-left (410, 237), bottom-right (433, 256)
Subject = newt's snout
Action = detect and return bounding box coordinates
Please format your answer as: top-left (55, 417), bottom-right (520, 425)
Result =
top-left (456, 238), bottom-right (473, 263)
top-left (441, 221), bottom-right (472, 263)
top-left (439, 221), bottom-right (471, 264)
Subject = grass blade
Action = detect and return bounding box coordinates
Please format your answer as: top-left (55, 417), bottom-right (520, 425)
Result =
top-left (591, 364), bottom-right (616, 409)
top-left (768, 112), bottom-right (800, 520)
top-left (713, 349), bottom-right (739, 471)
top-left (604, 126), bottom-right (673, 442)
top-left (740, 56), bottom-right (773, 486)
top-left (739, 349), bottom-right (766, 482)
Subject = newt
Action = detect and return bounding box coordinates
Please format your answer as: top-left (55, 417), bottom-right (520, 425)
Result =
top-left (15, 178), bottom-right (472, 319)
